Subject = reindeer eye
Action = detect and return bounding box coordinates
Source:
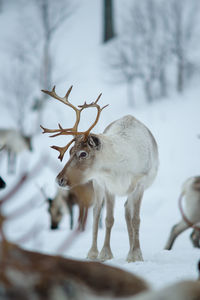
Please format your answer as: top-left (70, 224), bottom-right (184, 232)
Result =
top-left (77, 150), bottom-right (88, 159)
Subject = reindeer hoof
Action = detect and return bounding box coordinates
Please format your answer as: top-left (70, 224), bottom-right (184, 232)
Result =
top-left (87, 248), bottom-right (99, 260)
top-left (126, 248), bottom-right (143, 262)
top-left (98, 246), bottom-right (113, 261)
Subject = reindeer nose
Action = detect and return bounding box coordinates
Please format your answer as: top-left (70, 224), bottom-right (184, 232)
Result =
top-left (56, 176), bottom-right (68, 187)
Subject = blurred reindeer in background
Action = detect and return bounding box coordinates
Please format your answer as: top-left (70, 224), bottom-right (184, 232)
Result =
top-left (0, 128), bottom-right (32, 174)
top-left (165, 176), bottom-right (200, 250)
top-left (45, 181), bottom-right (96, 231)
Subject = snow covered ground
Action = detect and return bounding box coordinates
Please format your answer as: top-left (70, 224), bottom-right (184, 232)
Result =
top-left (0, 0), bottom-right (200, 294)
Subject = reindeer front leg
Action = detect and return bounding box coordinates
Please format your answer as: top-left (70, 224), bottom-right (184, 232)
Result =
top-left (7, 150), bottom-right (16, 174)
top-left (125, 185), bottom-right (144, 262)
top-left (87, 187), bottom-right (103, 259)
top-left (98, 192), bottom-right (114, 261)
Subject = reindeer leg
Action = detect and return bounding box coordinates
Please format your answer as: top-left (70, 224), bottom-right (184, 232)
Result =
top-left (66, 202), bottom-right (74, 230)
top-left (99, 199), bottom-right (104, 229)
top-left (82, 207), bottom-right (88, 231)
top-left (190, 229), bottom-right (200, 248)
top-left (125, 185), bottom-right (144, 262)
top-left (164, 220), bottom-right (189, 250)
top-left (98, 192), bottom-right (114, 261)
top-left (70, 205), bottom-right (74, 230)
top-left (8, 151), bottom-right (16, 174)
top-left (87, 184), bottom-right (104, 260)
top-left (78, 206), bottom-right (84, 231)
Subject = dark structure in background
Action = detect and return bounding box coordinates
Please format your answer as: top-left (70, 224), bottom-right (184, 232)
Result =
top-left (0, 177), bottom-right (6, 189)
top-left (103, 0), bottom-right (115, 42)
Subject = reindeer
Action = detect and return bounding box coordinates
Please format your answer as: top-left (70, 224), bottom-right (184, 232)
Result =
top-left (0, 242), bottom-right (149, 299)
top-left (165, 176), bottom-right (200, 250)
top-left (130, 280), bottom-right (200, 300)
top-left (41, 86), bottom-right (159, 262)
top-left (46, 181), bottom-right (95, 231)
top-left (0, 177), bottom-right (6, 189)
top-left (0, 129), bottom-right (32, 173)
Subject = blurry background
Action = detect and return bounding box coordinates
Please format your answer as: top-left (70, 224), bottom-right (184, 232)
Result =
top-left (0, 0), bottom-right (200, 290)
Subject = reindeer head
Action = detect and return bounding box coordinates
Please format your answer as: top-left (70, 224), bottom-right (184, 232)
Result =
top-left (41, 86), bottom-right (108, 188)
top-left (48, 198), bottom-right (64, 230)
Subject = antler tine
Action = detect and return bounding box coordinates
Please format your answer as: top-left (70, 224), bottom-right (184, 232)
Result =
top-left (42, 86), bottom-right (82, 133)
top-left (51, 138), bottom-right (75, 161)
top-left (40, 124), bottom-right (72, 137)
top-left (77, 93), bottom-right (109, 140)
top-left (40, 125), bottom-right (62, 136)
top-left (41, 85), bottom-right (73, 106)
top-left (84, 103), bottom-right (109, 139)
top-left (41, 86), bottom-right (108, 161)
top-left (94, 93), bottom-right (102, 104)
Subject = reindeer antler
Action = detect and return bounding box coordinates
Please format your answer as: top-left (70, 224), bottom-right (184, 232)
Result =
top-left (40, 86), bottom-right (108, 161)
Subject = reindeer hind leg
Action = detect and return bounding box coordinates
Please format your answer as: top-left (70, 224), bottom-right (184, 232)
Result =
top-left (125, 185), bottom-right (144, 262)
top-left (190, 229), bottom-right (200, 248)
top-left (164, 220), bottom-right (189, 250)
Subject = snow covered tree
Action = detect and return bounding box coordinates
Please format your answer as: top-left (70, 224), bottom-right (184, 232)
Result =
top-left (32, 0), bottom-right (75, 113)
top-left (166, 0), bottom-right (200, 93)
top-left (1, 9), bottom-right (40, 134)
top-left (108, 0), bottom-right (171, 105)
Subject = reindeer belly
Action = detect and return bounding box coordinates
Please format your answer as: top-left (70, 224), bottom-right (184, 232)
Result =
top-left (96, 170), bottom-right (141, 196)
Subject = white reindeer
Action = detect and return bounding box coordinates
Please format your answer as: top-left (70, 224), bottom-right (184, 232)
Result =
top-left (165, 176), bottom-right (200, 250)
top-left (41, 86), bottom-right (159, 262)
top-left (0, 128), bottom-right (32, 173)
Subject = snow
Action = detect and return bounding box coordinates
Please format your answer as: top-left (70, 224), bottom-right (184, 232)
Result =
top-left (0, 0), bottom-right (200, 294)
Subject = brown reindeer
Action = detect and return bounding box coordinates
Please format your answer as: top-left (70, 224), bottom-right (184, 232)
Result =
top-left (0, 241), bottom-right (149, 299)
top-left (165, 176), bottom-right (200, 250)
top-left (41, 86), bottom-right (159, 262)
top-left (0, 128), bottom-right (32, 173)
top-left (47, 181), bottom-right (96, 231)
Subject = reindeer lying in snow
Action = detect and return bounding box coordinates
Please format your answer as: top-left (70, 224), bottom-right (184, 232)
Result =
top-left (41, 86), bottom-right (159, 262)
top-left (0, 128), bottom-right (32, 173)
top-left (0, 242), bottom-right (149, 299)
top-left (165, 176), bottom-right (200, 250)
top-left (47, 181), bottom-right (95, 231)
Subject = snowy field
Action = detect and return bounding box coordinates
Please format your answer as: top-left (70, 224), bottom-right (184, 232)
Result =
top-left (0, 0), bottom-right (200, 294)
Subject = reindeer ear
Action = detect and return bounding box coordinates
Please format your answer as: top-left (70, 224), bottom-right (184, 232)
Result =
top-left (88, 135), bottom-right (101, 150)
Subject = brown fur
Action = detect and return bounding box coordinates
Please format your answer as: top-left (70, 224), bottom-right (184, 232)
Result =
top-left (48, 182), bottom-right (95, 230)
top-left (0, 242), bottom-right (149, 298)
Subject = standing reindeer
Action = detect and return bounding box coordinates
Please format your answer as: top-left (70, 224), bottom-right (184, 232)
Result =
top-left (47, 181), bottom-right (95, 231)
top-left (165, 176), bottom-right (200, 250)
top-left (0, 129), bottom-right (32, 173)
top-left (41, 86), bottom-right (159, 262)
